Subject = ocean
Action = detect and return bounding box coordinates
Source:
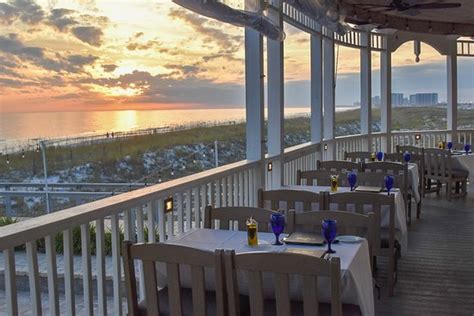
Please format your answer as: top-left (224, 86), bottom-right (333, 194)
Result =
top-left (0, 107), bottom-right (357, 147)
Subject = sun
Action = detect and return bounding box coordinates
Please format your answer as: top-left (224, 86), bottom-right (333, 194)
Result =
top-left (89, 84), bottom-right (144, 97)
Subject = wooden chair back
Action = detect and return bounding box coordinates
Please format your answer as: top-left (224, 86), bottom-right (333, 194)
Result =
top-left (296, 169), bottom-right (351, 187)
top-left (395, 145), bottom-right (425, 196)
top-left (258, 189), bottom-right (326, 212)
top-left (317, 160), bottom-right (362, 172)
top-left (204, 206), bottom-right (274, 232)
top-left (424, 148), bottom-right (453, 180)
top-left (396, 145), bottom-right (423, 156)
top-left (327, 192), bottom-right (395, 259)
top-left (383, 152), bottom-right (403, 162)
top-left (287, 210), bottom-right (376, 260)
top-left (122, 241), bottom-right (226, 316)
top-left (224, 250), bottom-right (342, 316)
top-left (343, 151), bottom-right (372, 162)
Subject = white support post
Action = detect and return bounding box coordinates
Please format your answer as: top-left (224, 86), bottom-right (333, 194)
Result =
top-left (267, 4), bottom-right (284, 189)
top-left (311, 32), bottom-right (323, 159)
top-left (447, 40), bottom-right (458, 141)
top-left (245, 28), bottom-right (265, 189)
top-left (322, 30), bottom-right (336, 159)
top-left (360, 31), bottom-right (372, 151)
top-left (380, 45), bottom-right (392, 152)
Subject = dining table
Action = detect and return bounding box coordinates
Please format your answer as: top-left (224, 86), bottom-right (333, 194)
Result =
top-left (160, 228), bottom-right (375, 316)
top-left (274, 185), bottom-right (408, 255)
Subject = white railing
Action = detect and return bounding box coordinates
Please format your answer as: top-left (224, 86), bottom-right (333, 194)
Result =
top-left (391, 129), bottom-right (474, 151)
top-left (0, 159), bottom-right (261, 315)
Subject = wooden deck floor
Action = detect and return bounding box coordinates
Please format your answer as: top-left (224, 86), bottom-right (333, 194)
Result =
top-left (375, 184), bottom-right (474, 315)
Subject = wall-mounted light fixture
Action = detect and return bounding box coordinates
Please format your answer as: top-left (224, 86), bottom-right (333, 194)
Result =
top-left (324, 144), bottom-right (328, 151)
top-left (415, 134), bottom-right (421, 141)
top-left (267, 162), bottom-right (273, 172)
top-left (164, 196), bottom-right (174, 213)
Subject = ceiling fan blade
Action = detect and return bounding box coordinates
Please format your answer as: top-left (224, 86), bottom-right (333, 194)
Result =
top-left (411, 3), bottom-right (461, 10)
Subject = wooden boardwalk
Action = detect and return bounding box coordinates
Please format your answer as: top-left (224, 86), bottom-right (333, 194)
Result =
top-left (375, 184), bottom-right (474, 315)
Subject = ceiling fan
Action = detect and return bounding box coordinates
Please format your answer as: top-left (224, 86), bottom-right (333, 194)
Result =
top-left (354, 0), bottom-right (461, 12)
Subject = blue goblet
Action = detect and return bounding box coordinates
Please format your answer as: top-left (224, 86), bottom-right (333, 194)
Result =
top-left (376, 151), bottom-right (384, 161)
top-left (384, 175), bottom-right (394, 196)
top-left (322, 219), bottom-right (337, 254)
top-left (347, 172), bottom-right (357, 191)
top-left (403, 151), bottom-right (411, 163)
top-left (464, 144), bottom-right (471, 155)
top-left (447, 142), bottom-right (453, 151)
top-left (270, 212), bottom-right (285, 245)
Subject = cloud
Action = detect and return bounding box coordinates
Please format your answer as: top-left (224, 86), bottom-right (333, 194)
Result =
top-left (0, 33), bottom-right (99, 81)
top-left (79, 69), bottom-right (245, 107)
top-left (101, 63), bottom-right (117, 72)
top-left (168, 8), bottom-right (242, 54)
top-left (0, 0), bottom-right (45, 25)
top-left (71, 26), bottom-right (103, 46)
top-left (47, 8), bottom-right (77, 31)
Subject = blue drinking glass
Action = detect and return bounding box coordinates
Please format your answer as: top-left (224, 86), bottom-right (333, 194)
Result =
top-left (384, 175), bottom-right (394, 196)
top-left (447, 142), bottom-right (453, 151)
top-left (347, 172), bottom-right (357, 191)
top-left (403, 151), bottom-right (411, 163)
top-left (322, 219), bottom-right (337, 254)
top-left (270, 212), bottom-right (285, 245)
top-left (464, 144), bottom-right (471, 155)
top-left (376, 151), bottom-right (384, 161)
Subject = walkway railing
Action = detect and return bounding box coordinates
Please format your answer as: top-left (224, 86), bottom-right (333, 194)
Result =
top-left (1, 128), bottom-right (473, 315)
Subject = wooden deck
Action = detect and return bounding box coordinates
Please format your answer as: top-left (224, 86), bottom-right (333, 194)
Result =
top-left (375, 184), bottom-right (474, 315)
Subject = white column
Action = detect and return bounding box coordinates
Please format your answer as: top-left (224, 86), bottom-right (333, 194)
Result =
top-left (245, 28), bottom-right (265, 188)
top-left (380, 47), bottom-right (392, 152)
top-left (322, 30), bottom-right (336, 159)
top-left (447, 41), bottom-right (458, 141)
top-left (360, 31), bottom-right (372, 151)
top-left (311, 32), bottom-right (323, 146)
top-left (267, 6), bottom-right (284, 189)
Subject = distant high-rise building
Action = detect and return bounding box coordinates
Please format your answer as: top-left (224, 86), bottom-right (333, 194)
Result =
top-left (391, 93), bottom-right (404, 106)
top-left (372, 96), bottom-right (381, 107)
top-left (409, 93), bottom-right (439, 106)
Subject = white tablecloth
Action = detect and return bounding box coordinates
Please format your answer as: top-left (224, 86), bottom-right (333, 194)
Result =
top-left (452, 154), bottom-right (474, 179)
top-left (408, 163), bottom-right (421, 203)
top-left (281, 185), bottom-right (408, 255)
top-left (163, 229), bottom-right (375, 316)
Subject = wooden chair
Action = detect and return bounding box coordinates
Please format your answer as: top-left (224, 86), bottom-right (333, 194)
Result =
top-left (224, 250), bottom-right (357, 316)
top-left (204, 206), bottom-right (275, 232)
top-left (287, 210), bottom-right (376, 261)
top-left (317, 160), bottom-right (362, 172)
top-left (258, 189), bottom-right (326, 212)
top-left (296, 169), bottom-right (351, 187)
top-left (362, 161), bottom-right (413, 224)
top-left (424, 148), bottom-right (468, 201)
top-left (328, 192), bottom-right (398, 297)
top-left (123, 241), bottom-right (226, 316)
top-left (343, 151), bottom-right (372, 163)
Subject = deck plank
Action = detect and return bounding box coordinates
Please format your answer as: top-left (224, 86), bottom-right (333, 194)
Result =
top-left (375, 184), bottom-right (474, 315)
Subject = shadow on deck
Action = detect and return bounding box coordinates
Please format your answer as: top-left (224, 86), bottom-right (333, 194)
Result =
top-left (375, 184), bottom-right (474, 315)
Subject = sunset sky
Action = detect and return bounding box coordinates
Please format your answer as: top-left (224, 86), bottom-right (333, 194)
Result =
top-left (0, 0), bottom-right (472, 113)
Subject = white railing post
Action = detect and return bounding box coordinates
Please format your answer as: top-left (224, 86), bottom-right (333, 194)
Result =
top-left (360, 30), bottom-right (372, 151)
top-left (244, 27), bottom-right (265, 190)
top-left (267, 0), bottom-right (284, 190)
top-left (381, 37), bottom-right (392, 153)
top-left (311, 29), bottom-right (323, 161)
top-left (447, 39), bottom-right (458, 142)
top-left (323, 29), bottom-right (336, 160)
